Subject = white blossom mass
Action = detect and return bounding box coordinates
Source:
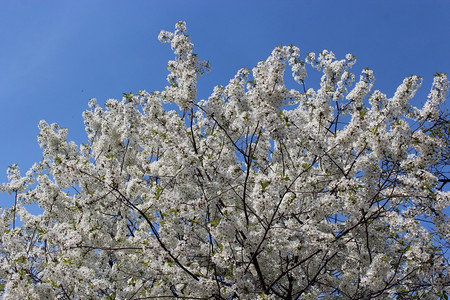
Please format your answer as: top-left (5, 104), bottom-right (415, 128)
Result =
top-left (1, 21), bottom-right (449, 299)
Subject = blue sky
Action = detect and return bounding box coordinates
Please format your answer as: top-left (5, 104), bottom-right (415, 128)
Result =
top-left (0, 0), bottom-right (449, 185)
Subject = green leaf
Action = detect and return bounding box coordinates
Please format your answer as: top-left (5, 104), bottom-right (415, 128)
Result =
top-left (260, 181), bottom-right (271, 191)
top-left (154, 185), bottom-right (163, 199)
top-left (123, 91), bottom-right (133, 100)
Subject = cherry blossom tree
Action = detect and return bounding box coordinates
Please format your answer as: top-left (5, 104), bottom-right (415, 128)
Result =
top-left (1, 21), bottom-right (449, 299)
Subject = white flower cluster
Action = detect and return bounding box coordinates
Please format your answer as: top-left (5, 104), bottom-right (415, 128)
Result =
top-left (158, 21), bottom-right (210, 110)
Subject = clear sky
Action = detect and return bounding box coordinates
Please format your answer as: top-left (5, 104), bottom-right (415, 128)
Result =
top-left (0, 0), bottom-right (449, 186)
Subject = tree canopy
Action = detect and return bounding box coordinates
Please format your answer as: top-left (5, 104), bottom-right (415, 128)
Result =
top-left (1, 21), bottom-right (449, 299)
